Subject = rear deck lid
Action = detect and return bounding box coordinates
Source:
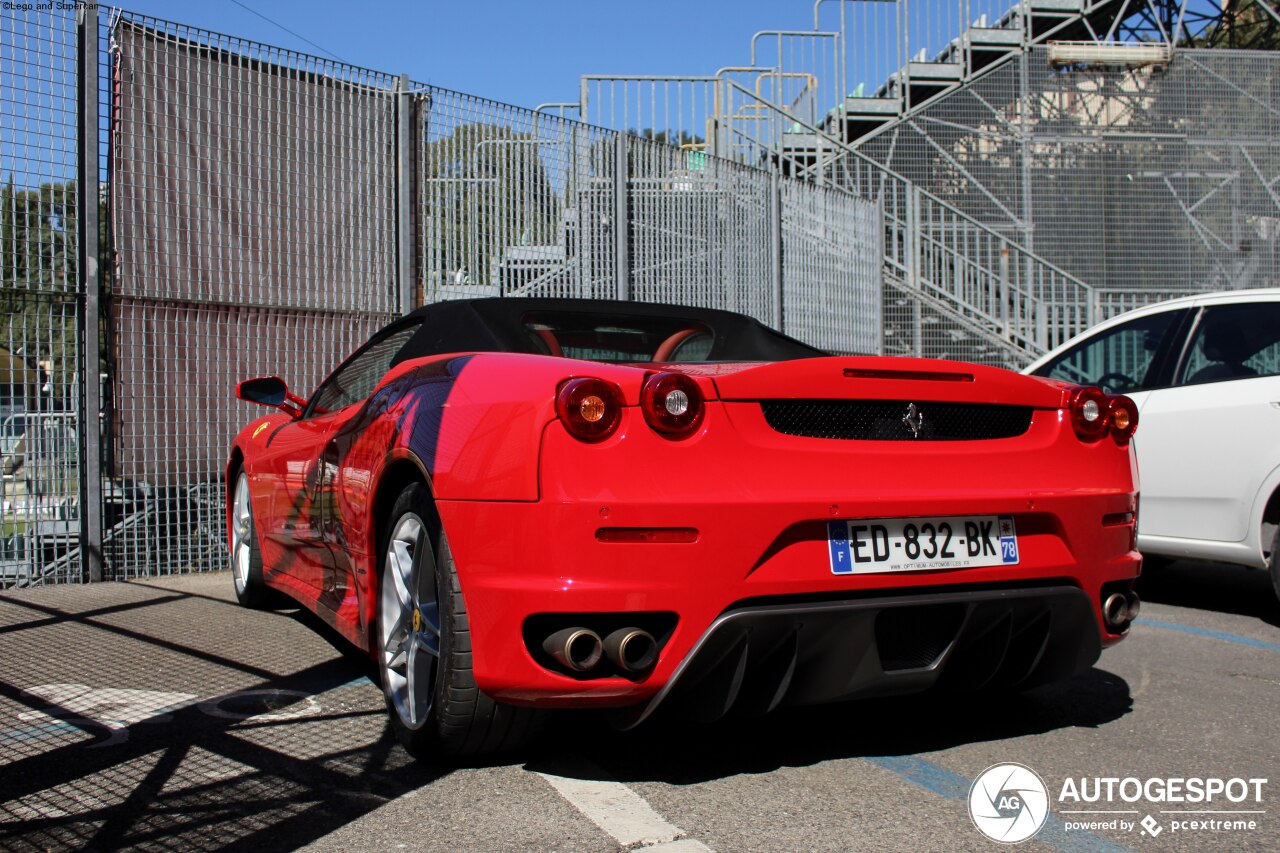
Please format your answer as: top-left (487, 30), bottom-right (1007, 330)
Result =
top-left (709, 356), bottom-right (1065, 408)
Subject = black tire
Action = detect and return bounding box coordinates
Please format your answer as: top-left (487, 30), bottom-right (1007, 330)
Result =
top-left (1268, 525), bottom-right (1280, 606)
top-left (377, 482), bottom-right (540, 759)
top-left (230, 471), bottom-right (274, 609)
top-left (1140, 553), bottom-right (1173, 575)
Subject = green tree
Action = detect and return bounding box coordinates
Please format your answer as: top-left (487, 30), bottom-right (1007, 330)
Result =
top-left (1197, 0), bottom-right (1280, 49)
top-left (0, 177), bottom-right (96, 408)
top-left (630, 128), bottom-right (706, 149)
top-left (422, 123), bottom-right (562, 296)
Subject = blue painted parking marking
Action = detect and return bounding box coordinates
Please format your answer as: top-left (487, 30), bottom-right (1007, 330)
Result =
top-left (1136, 618), bottom-right (1280, 653)
top-left (867, 755), bottom-right (1132, 853)
top-left (0, 719), bottom-right (82, 749)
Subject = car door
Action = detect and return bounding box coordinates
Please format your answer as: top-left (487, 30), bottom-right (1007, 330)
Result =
top-left (252, 321), bottom-right (421, 600)
top-left (1135, 300), bottom-right (1280, 548)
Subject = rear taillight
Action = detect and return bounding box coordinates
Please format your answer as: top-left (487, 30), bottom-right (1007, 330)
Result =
top-left (1107, 395), bottom-right (1139, 444)
top-left (556, 377), bottom-right (623, 442)
top-left (641, 372), bottom-right (705, 438)
top-left (1069, 386), bottom-right (1109, 441)
top-left (1069, 386), bottom-right (1139, 445)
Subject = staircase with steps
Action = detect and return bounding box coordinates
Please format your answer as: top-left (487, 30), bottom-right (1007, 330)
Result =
top-left (830, 0), bottom-right (1131, 145)
top-left (571, 1), bottom-right (1250, 363)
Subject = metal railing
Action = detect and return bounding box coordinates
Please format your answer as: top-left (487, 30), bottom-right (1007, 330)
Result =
top-left (0, 412), bottom-right (80, 586)
top-left (856, 45), bottom-right (1280, 300)
top-left (417, 84), bottom-right (882, 340)
top-left (723, 79), bottom-right (1096, 358)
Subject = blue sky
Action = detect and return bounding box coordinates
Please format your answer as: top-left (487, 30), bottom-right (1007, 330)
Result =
top-left (116, 0), bottom-right (837, 110)
top-left (6, 0), bottom-right (865, 187)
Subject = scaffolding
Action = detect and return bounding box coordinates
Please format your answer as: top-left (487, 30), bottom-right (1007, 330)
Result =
top-left (570, 0), bottom-right (1280, 359)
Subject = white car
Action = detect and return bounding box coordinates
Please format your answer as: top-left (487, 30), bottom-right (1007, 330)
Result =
top-left (1024, 289), bottom-right (1280, 601)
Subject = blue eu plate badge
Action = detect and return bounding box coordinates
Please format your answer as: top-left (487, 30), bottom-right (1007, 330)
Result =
top-left (827, 514), bottom-right (1019, 574)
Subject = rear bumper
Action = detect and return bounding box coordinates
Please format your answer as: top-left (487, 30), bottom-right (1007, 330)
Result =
top-left (436, 406), bottom-right (1139, 713)
top-left (438, 495), bottom-right (1137, 711)
top-left (616, 585), bottom-right (1100, 728)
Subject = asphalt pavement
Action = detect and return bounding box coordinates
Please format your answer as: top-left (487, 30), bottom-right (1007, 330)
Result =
top-left (0, 560), bottom-right (1277, 852)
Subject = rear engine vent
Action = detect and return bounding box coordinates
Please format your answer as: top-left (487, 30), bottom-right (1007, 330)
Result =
top-left (761, 400), bottom-right (1033, 441)
top-left (875, 603), bottom-right (966, 671)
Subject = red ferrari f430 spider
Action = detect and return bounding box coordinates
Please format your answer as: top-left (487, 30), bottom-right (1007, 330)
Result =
top-left (228, 299), bottom-right (1141, 757)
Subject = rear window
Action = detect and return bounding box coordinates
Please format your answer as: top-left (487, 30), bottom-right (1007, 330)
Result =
top-left (522, 311), bottom-right (714, 363)
top-left (1032, 311), bottom-right (1182, 393)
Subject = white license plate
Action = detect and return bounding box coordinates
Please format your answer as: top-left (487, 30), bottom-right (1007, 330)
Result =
top-left (827, 515), bottom-right (1018, 574)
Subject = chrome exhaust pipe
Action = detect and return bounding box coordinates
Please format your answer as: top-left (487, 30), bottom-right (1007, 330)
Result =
top-left (1103, 593), bottom-right (1130, 630)
top-left (1126, 591), bottom-right (1141, 622)
top-left (604, 628), bottom-right (658, 674)
top-left (543, 627), bottom-right (603, 672)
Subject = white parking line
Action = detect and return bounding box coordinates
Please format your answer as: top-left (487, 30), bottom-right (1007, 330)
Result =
top-left (535, 768), bottom-right (713, 852)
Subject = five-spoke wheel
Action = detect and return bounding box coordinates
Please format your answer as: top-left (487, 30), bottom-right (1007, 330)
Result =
top-left (376, 481), bottom-right (539, 758)
top-left (230, 472), bottom-right (271, 608)
top-left (379, 509), bottom-right (441, 731)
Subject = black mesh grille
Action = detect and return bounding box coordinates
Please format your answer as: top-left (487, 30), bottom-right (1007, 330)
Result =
top-left (760, 400), bottom-right (1033, 441)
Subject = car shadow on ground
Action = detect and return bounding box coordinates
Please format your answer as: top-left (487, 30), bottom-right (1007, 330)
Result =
top-left (526, 667), bottom-right (1132, 786)
top-left (1136, 559), bottom-right (1280, 628)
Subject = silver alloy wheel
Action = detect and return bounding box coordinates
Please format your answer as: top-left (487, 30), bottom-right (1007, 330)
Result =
top-left (230, 473), bottom-right (253, 593)
top-left (379, 512), bottom-right (441, 730)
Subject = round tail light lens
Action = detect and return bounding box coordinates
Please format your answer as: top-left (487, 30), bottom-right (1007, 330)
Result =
top-left (641, 372), bottom-right (705, 437)
top-left (556, 378), bottom-right (623, 442)
top-left (1108, 395), bottom-right (1139, 444)
top-left (1069, 386), bottom-right (1109, 442)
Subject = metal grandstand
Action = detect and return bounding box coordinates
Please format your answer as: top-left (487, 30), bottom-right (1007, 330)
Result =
top-left (571, 0), bottom-right (1280, 362)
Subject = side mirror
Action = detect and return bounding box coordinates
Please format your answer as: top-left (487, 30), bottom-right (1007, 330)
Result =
top-left (237, 376), bottom-right (305, 417)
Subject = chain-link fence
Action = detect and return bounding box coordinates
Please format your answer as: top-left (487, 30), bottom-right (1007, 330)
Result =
top-left (1, 6), bottom-right (882, 586)
top-left (854, 46), bottom-right (1280, 306)
top-left (105, 15), bottom-right (400, 579)
top-left (415, 85), bottom-right (878, 338)
top-left (0, 7), bottom-right (87, 585)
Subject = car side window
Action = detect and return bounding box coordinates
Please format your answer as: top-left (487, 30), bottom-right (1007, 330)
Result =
top-left (306, 323), bottom-right (421, 416)
top-left (1033, 311), bottom-right (1182, 394)
top-left (1178, 303), bottom-right (1280, 386)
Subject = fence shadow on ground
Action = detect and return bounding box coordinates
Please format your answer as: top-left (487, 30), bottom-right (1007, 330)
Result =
top-left (0, 587), bottom-right (444, 852)
top-left (0, 576), bottom-right (1136, 848)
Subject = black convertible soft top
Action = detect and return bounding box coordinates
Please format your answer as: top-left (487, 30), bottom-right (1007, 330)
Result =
top-left (394, 298), bottom-right (827, 364)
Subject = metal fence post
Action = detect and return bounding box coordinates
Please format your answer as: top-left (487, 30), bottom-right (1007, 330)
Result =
top-left (907, 186), bottom-right (923, 357)
top-left (76, 6), bottom-right (104, 583)
top-left (999, 243), bottom-right (1011, 338)
top-left (876, 197), bottom-right (886, 356)
top-left (395, 74), bottom-right (415, 313)
top-left (613, 134), bottom-right (630, 300)
top-left (770, 169), bottom-right (784, 332)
